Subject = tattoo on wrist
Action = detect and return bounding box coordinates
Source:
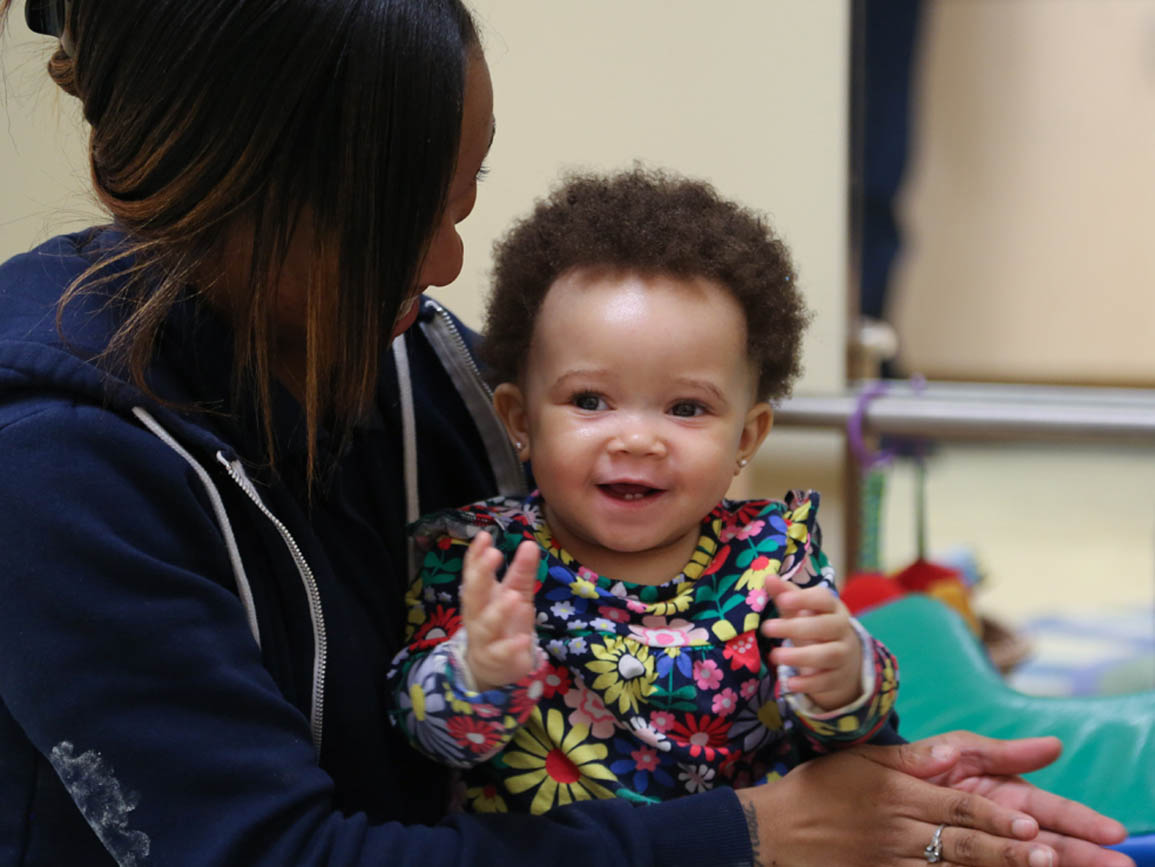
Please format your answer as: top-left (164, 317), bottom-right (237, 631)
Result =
top-left (742, 799), bottom-right (773, 867)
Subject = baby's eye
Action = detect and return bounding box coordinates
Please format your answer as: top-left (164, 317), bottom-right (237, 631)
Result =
top-left (670, 401), bottom-right (705, 418)
top-left (572, 392), bottom-right (607, 412)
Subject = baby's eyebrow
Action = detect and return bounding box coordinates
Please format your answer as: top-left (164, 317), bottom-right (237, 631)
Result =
top-left (552, 368), bottom-right (614, 388)
top-left (672, 377), bottom-right (729, 406)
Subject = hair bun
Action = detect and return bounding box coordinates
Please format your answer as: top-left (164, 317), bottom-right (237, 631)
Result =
top-left (47, 46), bottom-right (79, 98)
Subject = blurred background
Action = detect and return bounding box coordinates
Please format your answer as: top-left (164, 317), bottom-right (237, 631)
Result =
top-left (849, 0), bottom-right (1154, 698)
top-left (1, 0), bottom-right (1152, 698)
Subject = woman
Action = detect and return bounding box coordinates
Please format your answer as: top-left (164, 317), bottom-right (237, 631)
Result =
top-left (0, 1), bottom-right (1130, 865)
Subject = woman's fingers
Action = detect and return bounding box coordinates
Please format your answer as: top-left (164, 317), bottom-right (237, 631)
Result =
top-left (900, 780), bottom-right (1061, 866)
top-left (908, 732), bottom-right (1128, 850)
top-left (732, 748), bottom-right (1067, 867)
top-left (1034, 829), bottom-right (1135, 867)
top-left (860, 742), bottom-right (1043, 841)
top-left (962, 775), bottom-right (1129, 847)
top-left (881, 734), bottom-right (1132, 865)
top-left (953, 775), bottom-right (1130, 861)
top-left (916, 732), bottom-right (1063, 782)
top-left (926, 822), bottom-right (1056, 867)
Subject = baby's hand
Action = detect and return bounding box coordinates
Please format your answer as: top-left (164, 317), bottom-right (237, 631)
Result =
top-left (460, 532), bottom-right (540, 692)
top-left (760, 576), bottom-right (863, 711)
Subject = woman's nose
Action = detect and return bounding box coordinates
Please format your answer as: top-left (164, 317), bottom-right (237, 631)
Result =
top-left (416, 225), bottom-right (464, 289)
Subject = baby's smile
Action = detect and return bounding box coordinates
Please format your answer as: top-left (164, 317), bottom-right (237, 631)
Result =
top-left (597, 482), bottom-right (664, 502)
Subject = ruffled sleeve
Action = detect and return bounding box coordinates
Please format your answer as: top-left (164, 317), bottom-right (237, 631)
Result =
top-left (768, 491), bottom-right (900, 749)
top-left (385, 497), bottom-right (549, 768)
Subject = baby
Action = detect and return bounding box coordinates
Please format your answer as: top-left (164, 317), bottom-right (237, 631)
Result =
top-left (386, 168), bottom-right (898, 813)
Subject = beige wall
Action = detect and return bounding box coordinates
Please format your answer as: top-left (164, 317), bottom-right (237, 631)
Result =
top-left (891, 0), bottom-right (1155, 386)
top-left (449, 2), bottom-right (853, 567)
top-left (0, 2), bottom-right (853, 567)
top-left (0, 19), bottom-right (100, 250)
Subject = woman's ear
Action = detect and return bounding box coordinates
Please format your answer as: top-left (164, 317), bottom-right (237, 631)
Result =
top-left (493, 382), bottom-right (531, 461)
top-left (736, 402), bottom-right (774, 472)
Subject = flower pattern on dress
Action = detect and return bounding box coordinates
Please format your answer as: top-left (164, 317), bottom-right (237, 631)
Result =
top-left (502, 708), bottom-right (617, 813)
top-left (385, 490), bottom-right (900, 811)
top-left (585, 635), bottom-right (657, 715)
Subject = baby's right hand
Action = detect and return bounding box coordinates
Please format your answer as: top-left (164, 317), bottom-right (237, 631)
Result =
top-left (460, 532), bottom-right (540, 691)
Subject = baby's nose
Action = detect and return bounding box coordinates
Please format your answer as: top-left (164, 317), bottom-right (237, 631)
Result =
top-left (611, 419), bottom-right (667, 456)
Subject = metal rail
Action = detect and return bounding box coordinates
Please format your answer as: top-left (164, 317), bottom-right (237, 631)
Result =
top-left (775, 381), bottom-right (1155, 443)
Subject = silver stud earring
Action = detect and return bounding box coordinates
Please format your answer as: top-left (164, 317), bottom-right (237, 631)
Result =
top-left (514, 440), bottom-right (524, 451)
top-left (738, 458), bottom-right (749, 468)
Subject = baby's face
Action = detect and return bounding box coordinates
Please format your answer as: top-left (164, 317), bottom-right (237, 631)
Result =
top-left (497, 267), bottom-right (771, 581)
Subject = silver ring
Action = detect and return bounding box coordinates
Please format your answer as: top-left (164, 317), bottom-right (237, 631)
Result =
top-left (924, 823), bottom-right (946, 863)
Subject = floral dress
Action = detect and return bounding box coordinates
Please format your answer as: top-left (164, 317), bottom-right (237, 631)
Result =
top-left (385, 491), bottom-right (899, 815)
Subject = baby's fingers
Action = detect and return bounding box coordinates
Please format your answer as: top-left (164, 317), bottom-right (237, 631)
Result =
top-left (461, 532), bottom-right (502, 619)
top-left (486, 633), bottom-right (537, 681)
top-left (772, 584), bottom-right (841, 618)
top-left (472, 585), bottom-right (526, 643)
top-left (770, 639), bottom-right (852, 671)
top-left (502, 540), bottom-right (540, 602)
top-left (778, 668), bottom-right (847, 697)
top-left (502, 580), bottom-right (538, 645)
top-left (762, 612), bottom-right (848, 644)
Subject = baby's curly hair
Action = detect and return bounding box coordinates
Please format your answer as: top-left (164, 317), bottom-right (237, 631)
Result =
top-left (481, 167), bottom-right (810, 402)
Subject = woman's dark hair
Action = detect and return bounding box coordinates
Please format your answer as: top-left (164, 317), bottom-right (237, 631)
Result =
top-left (0, 0), bottom-right (479, 480)
top-left (482, 167), bottom-right (810, 402)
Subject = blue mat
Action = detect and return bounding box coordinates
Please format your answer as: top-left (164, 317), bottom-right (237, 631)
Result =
top-left (1113, 833), bottom-right (1155, 866)
top-left (1009, 609), bottom-right (1155, 698)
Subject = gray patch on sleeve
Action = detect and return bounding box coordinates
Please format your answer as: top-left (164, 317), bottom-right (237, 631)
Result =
top-left (49, 741), bottom-right (151, 866)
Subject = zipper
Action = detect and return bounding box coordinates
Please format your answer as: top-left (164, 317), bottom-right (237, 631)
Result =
top-left (427, 297), bottom-right (489, 391)
top-left (217, 453), bottom-right (328, 756)
top-left (422, 297), bottom-right (524, 482)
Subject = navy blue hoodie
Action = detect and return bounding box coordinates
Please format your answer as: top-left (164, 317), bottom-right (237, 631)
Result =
top-left (0, 229), bottom-right (756, 866)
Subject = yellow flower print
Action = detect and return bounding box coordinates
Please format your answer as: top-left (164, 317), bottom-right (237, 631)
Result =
top-left (681, 533), bottom-right (718, 581)
top-left (735, 556), bottom-right (781, 593)
top-left (503, 708), bottom-right (617, 814)
top-left (404, 584), bottom-right (427, 630)
top-left (757, 698), bottom-right (783, 731)
top-left (465, 783), bottom-right (508, 813)
top-left (644, 580), bottom-right (695, 617)
top-left (783, 507), bottom-right (810, 556)
top-left (585, 635), bottom-right (657, 715)
top-left (802, 716), bottom-right (838, 738)
top-left (445, 686), bottom-right (476, 714)
top-left (408, 683), bottom-right (427, 722)
top-left (534, 524), bottom-right (575, 566)
top-left (570, 576), bottom-right (601, 600)
top-left (788, 499), bottom-right (811, 524)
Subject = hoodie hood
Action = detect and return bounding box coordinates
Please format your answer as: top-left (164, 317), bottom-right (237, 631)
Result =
top-left (0, 228), bottom-right (243, 461)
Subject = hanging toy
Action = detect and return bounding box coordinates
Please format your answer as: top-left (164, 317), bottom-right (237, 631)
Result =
top-left (840, 382), bottom-right (906, 614)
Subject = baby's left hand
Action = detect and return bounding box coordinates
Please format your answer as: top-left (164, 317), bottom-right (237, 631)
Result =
top-left (760, 576), bottom-right (863, 711)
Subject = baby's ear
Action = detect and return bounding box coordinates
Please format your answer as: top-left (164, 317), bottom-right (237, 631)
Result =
top-left (493, 383), bottom-right (531, 461)
top-left (737, 402), bottom-right (774, 466)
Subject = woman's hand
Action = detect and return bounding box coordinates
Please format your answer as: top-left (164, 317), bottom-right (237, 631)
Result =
top-left (906, 732), bottom-right (1131, 867)
top-left (459, 532), bottom-right (540, 691)
top-left (734, 735), bottom-right (1133, 867)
